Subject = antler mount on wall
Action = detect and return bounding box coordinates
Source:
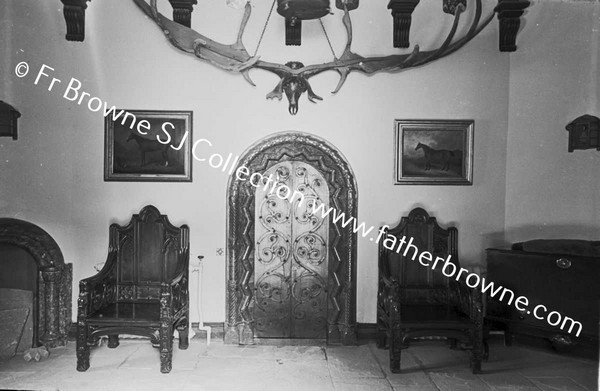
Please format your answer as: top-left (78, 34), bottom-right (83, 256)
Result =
top-left (61, 0), bottom-right (530, 115)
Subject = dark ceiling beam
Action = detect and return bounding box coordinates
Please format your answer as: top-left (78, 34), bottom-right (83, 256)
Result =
top-left (60, 0), bottom-right (91, 42)
top-left (168, 0), bottom-right (198, 28)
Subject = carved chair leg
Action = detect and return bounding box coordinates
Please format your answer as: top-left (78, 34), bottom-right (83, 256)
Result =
top-left (376, 315), bottom-right (387, 349)
top-left (482, 322), bottom-right (490, 361)
top-left (504, 330), bottom-right (514, 346)
top-left (471, 328), bottom-right (483, 374)
top-left (151, 331), bottom-right (160, 348)
top-left (177, 322), bottom-right (189, 350)
top-left (376, 328), bottom-right (387, 349)
top-left (483, 339), bottom-right (490, 361)
top-left (389, 348), bottom-right (401, 373)
top-left (389, 327), bottom-right (402, 373)
top-left (107, 335), bottom-right (120, 349)
top-left (86, 332), bottom-right (98, 346)
top-left (76, 322), bottom-right (90, 372)
top-left (159, 324), bottom-right (173, 374)
top-left (471, 357), bottom-right (482, 374)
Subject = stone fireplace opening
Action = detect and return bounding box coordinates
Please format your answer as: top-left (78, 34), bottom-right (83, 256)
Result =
top-left (0, 243), bottom-right (37, 357)
top-left (0, 218), bottom-right (72, 358)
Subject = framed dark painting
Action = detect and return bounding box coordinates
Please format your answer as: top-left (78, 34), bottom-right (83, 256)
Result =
top-left (394, 119), bottom-right (474, 185)
top-left (104, 110), bottom-right (192, 182)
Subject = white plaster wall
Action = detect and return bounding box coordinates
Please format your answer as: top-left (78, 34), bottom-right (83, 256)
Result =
top-left (505, 2), bottom-right (600, 242)
top-left (1, 0), bottom-right (510, 323)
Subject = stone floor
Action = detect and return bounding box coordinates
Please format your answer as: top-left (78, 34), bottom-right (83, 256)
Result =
top-left (0, 336), bottom-right (598, 391)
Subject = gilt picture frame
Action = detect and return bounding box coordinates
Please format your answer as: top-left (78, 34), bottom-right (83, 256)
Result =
top-left (104, 110), bottom-right (192, 182)
top-left (394, 119), bottom-right (474, 185)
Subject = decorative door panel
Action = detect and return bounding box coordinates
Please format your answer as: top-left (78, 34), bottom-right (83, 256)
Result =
top-left (254, 161), bottom-right (329, 338)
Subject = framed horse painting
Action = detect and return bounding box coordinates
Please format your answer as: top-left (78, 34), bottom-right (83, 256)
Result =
top-left (394, 119), bottom-right (474, 185)
top-left (104, 110), bottom-right (192, 182)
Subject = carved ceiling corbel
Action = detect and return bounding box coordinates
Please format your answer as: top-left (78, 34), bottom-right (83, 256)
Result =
top-left (168, 0), bottom-right (198, 28)
top-left (387, 0), bottom-right (420, 49)
top-left (60, 0), bottom-right (91, 42)
top-left (494, 0), bottom-right (530, 52)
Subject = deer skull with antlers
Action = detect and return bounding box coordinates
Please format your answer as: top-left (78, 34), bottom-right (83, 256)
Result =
top-left (133, 0), bottom-right (499, 115)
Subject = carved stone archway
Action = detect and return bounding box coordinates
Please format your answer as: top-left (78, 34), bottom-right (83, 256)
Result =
top-left (226, 131), bottom-right (358, 345)
top-left (0, 219), bottom-right (72, 348)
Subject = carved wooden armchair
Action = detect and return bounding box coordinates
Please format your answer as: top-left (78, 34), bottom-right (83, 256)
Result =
top-left (76, 205), bottom-right (189, 373)
top-left (376, 207), bottom-right (484, 374)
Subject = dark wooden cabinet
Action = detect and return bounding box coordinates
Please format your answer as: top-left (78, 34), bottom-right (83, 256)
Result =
top-left (486, 248), bottom-right (599, 352)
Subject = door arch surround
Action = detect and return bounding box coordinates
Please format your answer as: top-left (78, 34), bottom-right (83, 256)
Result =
top-left (225, 131), bottom-right (358, 345)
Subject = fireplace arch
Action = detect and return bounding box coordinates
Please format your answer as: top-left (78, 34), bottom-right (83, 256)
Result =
top-left (0, 218), bottom-right (72, 348)
top-left (225, 131), bottom-right (358, 345)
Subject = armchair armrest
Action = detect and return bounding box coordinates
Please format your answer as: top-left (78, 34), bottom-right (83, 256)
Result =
top-left (165, 249), bottom-right (190, 287)
top-left (159, 250), bottom-right (192, 317)
top-left (452, 277), bottom-right (483, 325)
top-left (380, 275), bottom-right (401, 321)
top-left (80, 251), bottom-right (118, 287)
top-left (167, 268), bottom-right (186, 287)
top-left (78, 251), bottom-right (118, 318)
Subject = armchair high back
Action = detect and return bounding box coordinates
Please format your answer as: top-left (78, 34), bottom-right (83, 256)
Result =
top-left (76, 205), bottom-right (190, 373)
top-left (376, 207), bottom-right (484, 373)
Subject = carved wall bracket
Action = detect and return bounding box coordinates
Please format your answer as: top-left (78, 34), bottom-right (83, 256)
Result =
top-left (387, 0), bottom-right (420, 49)
top-left (60, 0), bottom-right (91, 42)
top-left (168, 0), bottom-right (198, 28)
top-left (61, 0), bottom-right (199, 41)
top-left (494, 0), bottom-right (530, 52)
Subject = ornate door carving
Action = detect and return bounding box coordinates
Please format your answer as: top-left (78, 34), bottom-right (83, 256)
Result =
top-left (254, 161), bottom-right (329, 338)
top-left (226, 132), bottom-right (357, 345)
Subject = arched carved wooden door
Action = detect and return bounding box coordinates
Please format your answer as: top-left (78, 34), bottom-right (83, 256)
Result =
top-left (226, 132), bottom-right (357, 346)
top-left (254, 161), bottom-right (329, 338)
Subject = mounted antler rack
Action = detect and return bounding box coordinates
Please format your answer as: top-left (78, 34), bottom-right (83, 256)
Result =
top-left (61, 0), bottom-right (531, 115)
